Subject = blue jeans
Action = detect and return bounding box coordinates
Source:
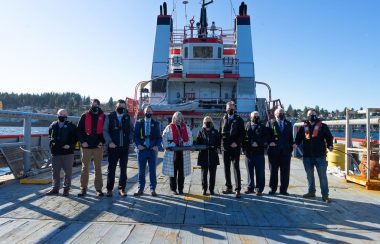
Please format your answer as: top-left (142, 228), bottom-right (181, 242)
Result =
top-left (303, 157), bottom-right (329, 197)
top-left (138, 149), bottom-right (157, 191)
top-left (245, 154), bottom-right (265, 193)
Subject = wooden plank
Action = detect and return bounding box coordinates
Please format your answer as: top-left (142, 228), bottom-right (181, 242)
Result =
top-left (150, 225), bottom-right (180, 244)
top-left (0, 219), bottom-right (28, 239)
top-left (98, 224), bottom-right (134, 244)
top-left (0, 220), bottom-right (49, 242)
top-left (202, 227), bottom-right (228, 244)
top-left (178, 226), bottom-right (203, 244)
top-left (18, 221), bottom-right (65, 243)
top-left (124, 224), bottom-right (157, 243)
top-left (44, 222), bottom-right (90, 243)
top-left (71, 223), bottom-right (113, 244)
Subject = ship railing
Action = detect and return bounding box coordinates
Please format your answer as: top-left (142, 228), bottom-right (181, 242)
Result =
top-left (171, 28), bottom-right (235, 45)
top-left (293, 108), bottom-right (380, 186)
top-left (0, 110), bottom-right (80, 174)
top-left (168, 57), bottom-right (239, 75)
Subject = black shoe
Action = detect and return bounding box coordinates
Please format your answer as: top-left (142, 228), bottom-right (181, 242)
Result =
top-left (203, 190), bottom-right (207, 196)
top-left (244, 189), bottom-right (254, 194)
top-left (45, 188), bottom-right (59, 196)
top-left (280, 191), bottom-right (289, 196)
top-left (178, 190), bottom-right (184, 195)
top-left (119, 189), bottom-right (127, 197)
top-left (303, 192), bottom-right (316, 198)
top-left (172, 190), bottom-right (178, 195)
top-left (63, 188), bottom-right (70, 196)
top-left (209, 190), bottom-right (215, 195)
top-left (268, 190), bottom-right (276, 195)
top-left (322, 196), bottom-right (331, 203)
top-left (96, 190), bottom-right (104, 197)
top-left (133, 191), bottom-right (143, 197)
top-left (235, 191), bottom-right (241, 198)
top-left (222, 188), bottom-right (233, 194)
top-left (256, 192), bottom-right (263, 196)
top-left (106, 191), bottom-right (113, 197)
top-left (77, 189), bottom-right (87, 197)
top-left (151, 191), bottom-right (157, 197)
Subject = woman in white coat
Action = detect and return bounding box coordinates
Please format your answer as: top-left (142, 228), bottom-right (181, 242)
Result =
top-left (162, 112), bottom-right (192, 195)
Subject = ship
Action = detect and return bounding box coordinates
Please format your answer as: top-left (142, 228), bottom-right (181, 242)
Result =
top-left (130, 1), bottom-right (281, 134)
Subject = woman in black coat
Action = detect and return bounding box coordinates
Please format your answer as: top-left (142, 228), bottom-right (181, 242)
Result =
top-left (196, 116), bottom-right (221, 195)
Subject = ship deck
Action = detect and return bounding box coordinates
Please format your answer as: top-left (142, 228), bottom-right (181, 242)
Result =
top-left (0, 152), bottom-right (380, 243)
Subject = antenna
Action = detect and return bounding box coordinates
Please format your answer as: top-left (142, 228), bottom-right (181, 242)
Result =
top-left (183, 1), bottom-right (189, 23)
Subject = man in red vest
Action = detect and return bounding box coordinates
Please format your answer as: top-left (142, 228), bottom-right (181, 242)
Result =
top-left (77, 99), bottom-right (105, 197)
top-left (295, 109), bottom-right (333, 203)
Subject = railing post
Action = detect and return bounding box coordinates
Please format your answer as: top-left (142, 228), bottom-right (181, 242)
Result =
top-left (293, 125), bottom-right (298, 157)
top-left (345, 108), bottom-right (351, 176)
top-left (366, 108), bottom-right (371, 181)
top-left (23, 116), bottom-right (32, 172)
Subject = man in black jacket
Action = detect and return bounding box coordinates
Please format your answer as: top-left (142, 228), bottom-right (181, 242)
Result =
top-left (77, 99), bottom-right (105, 197)
top-left (243, 111), bottom-right (268, 196)
top-left (46, 109), bottom-right (77, 196)
top-left (103, 99), bottom-right (134, 197)
top-left (295, 109), bottom-right (333, 203)
top-left (268, 107), bottom-right (296, 195)
top-left (219, 101), bottom-right (245, 198)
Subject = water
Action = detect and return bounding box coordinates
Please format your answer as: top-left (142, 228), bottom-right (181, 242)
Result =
top-left (0, 126), bottom-right (48, 135)
top-left (331, 131), bottom-right (379, 141)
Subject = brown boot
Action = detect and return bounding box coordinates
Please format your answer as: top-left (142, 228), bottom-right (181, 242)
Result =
top-left (63, 188), bottom-right (70, 196)
top-left (45, 188), bottom-right (59, 196)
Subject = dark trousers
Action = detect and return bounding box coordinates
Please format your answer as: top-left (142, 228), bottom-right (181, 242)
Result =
top-left (107, 147), bottom-right (128, 191)
top-left (245, 154), bottom-right (265, 193)
top-left (201, 164), bottom-right (217, 192)
top-left (268, 152), bottom-right (291, 193)
top-left (170, 151), bottom-right (184, 192)
top-left (223, 148), bottom-right (241, 191)
top-left (137, 149), bottom-right (157, 191)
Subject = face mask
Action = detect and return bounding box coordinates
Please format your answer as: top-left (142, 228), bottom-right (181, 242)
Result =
top-left (252, 117), bottom-right (260, 124)
top-left (176, 120), bottom-right (182, 126)
top-left (309, 114), bottom-right (317, 122)
top-left (145, 113), bottom-right (152, 118)
top-left (116, 107), bottom-right (125, 114)
top-left (58, 116), bottom-right (67, 122)
top-left (278, 113), bottom-right (285, 120)
top-left (91, 106), bottom-right (99, 113)
top-left (205, 121), bottom-right (212, 128)
top-left (227, 109), bottom-right (234, 115)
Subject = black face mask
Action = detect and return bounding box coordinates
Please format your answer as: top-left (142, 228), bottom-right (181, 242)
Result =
top-left (252, 117), bottom-right (260, 124)
top-left (91, 106), bottom-right (99, 113)
top-left (278, 113), bottom-right (285, 120)
top-left (309, 114), bottom-right (317, 122)
top-left (116, 107), bottom-right (125, 114)
top-left (205, 121), bottom-right (212, 128)
top-left (145, 113), bottom-right (152, 118)
top-left (58, 116), bottom-right (67, 122)
top-left (227, 109), bottom-right (234, 116)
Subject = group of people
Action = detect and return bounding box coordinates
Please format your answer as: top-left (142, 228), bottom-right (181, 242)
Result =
top-left (46, 99), bottom-right (333, 203)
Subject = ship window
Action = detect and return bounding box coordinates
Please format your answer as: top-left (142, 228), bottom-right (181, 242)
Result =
top-left (152, 79), bottom-right (167, 93)
top-left (193, 46), bottom-right (213, 58)
top-left (218, 47), bottom-right (222, 58)
top-left (184, 47), bottom-right (188, 58)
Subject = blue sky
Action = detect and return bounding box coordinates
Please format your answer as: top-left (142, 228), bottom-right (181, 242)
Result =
top-left (0, 0), bottom-right (379, 111)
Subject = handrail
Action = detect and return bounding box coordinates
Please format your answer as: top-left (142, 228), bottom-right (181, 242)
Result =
top-left (0, 110), bottom-right (80, 172)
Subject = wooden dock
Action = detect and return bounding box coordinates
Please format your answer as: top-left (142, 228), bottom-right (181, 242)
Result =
top-left (0, 152), bottom-right (380, 243)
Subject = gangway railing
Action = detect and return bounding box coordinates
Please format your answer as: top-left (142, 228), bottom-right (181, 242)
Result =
top-left (0, 110), bottom-right (79, 172)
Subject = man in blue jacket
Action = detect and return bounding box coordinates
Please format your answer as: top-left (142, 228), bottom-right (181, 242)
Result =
top-left (134, 105), bottom-right (162, 196)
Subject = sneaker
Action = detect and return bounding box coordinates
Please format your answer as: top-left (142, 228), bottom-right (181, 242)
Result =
top-left (77, 189), bottom-right (87, 197)
top-left (303, 192), bottom-right (316, 198)
top-left (62, 188), bottom-right (70, 196)
top-left (96, 190), bottom-right (104, 197)
top-left (235, 191), bottom-right (241, 198)
top-left (222, 188), bottom-right (233, 194)
top-left (118, 189), bottom-right (127, 197)
top-left (45, 188), bottom-right (59, 196)
top-left (322, 196), bottom-right (331, 203)
top-left (106, 191), bottom-right (113, 197)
